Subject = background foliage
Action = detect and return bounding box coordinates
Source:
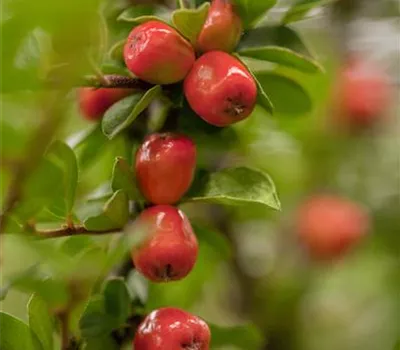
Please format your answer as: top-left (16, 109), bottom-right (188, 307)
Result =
top-left (1, 0), bottom-right (399, 349)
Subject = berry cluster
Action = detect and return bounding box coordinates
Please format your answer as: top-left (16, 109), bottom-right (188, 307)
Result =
top-left (78, 1), bottom-right (249, 348)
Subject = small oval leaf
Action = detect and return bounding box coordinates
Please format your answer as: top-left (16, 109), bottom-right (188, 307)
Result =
top-left (0, 312), bottom-right (43, 350)
top-left (103, 278), bottom-right (131, 324)
top-left (28, 294), bottom-right (54, 350)
top-left (256, 71), bottom-right (312, 115)
top-left (185, 167), bottom-right (281, 210)
top-left (234, 54), bottom-right (274, 114)
top-left (232, 0), bottom-right (277, 29)
top-left (172, 2), bottom-right (210, 44)
top-left (102, 85), bottom-right (162, 139)
top-left (283, 0), bottom-right (334, 24)
top-left (239, 46), bottom-right (324, 73)
top-left (84, 190), bottom-right (129, 231)
top-left (111, 157), bottom-right (142, 201)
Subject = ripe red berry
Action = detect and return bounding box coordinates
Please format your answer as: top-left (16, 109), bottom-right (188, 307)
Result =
top-left (135, 133), bottom-right (196, 205)
top-left (296, 195), bottom-right (369, 260)
top-left (334, 57), bottom-right (392, 129)
top-left (134, 307), bottom-right (211, 350)
top-left (197, 0), bottom-right (242, 53)
top-left (131, 205), bottom-right (198, 282)
top-left (78, 87), bottom-right (133, 121)
top-left (124, 20), bottom-right (196, 85)
top-left (184, 51), bottom-right (257, 127)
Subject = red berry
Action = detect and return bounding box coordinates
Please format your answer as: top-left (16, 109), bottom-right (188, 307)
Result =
top-left (131, 205), bottom-right (198, 282)
top-left (197, 0), bottom-right (242, 53)
top-left (296, 195), bottom-right (369, 260)
top-left (78, 87), bottom-right (133, 121)
top-left (124, 21), bottom-right (195, 85)
top-left (334, 57), bottom-right (392, 129)
top-left (136, 133), bottom-right (196, 205)
top-left (184, 51), bottom-right (257, 127)
top-left (134, 307), bottom-right (211, 350)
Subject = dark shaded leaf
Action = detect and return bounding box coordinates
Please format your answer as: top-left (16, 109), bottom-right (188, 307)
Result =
top-left (232, 0), bottom-right (277, 29)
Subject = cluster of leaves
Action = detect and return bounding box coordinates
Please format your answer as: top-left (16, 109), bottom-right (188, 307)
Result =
top-left (0, 0), bottom-right (334, 349)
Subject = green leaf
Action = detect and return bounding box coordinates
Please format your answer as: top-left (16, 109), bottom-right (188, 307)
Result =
top-left (283, 0), bottom-right (333, 24)
top-left (108, 39), bottom-right (125, 62)
top-left (172, 2), bottom-right (210, 44)
top-left (69, 124), bottom-right (108, 169)
top-left (28, 294), bottom-right (54, 350)
top-left (111, 157), bottom-right (141, 200)
top-left (102, 86), bottom-right (162, 139)
top-left (185, 167), bottom-right (280, 210)
top-left (234, 54), bottom-right (274, 114)
top-left (117, 5), bottom-right (171, 24)
top-left (79, 296), bottom-right (117, 339)
top-left (238, 25), bottom-right (312, 56)
top-left (83, 336), bottom-right (118, 350)
top-left (256, 71), bottom-right (312, 115)
top-left (13, 158), bottom-right (64, 221)
top-left (103, 278), bottom-right (132, 325)
top-left (239, 46), bottom-right (323, 73)
top-left (232, 0), bottom-right (277, 29)
top-left (46, 140), bottom-right (78, 215)
top-left (146, 224), bottom-right (231, 310)
top-left (84, 190), bottom-right (129, 231)
top-left (210, 323), bottom-right (264, 350)
top-left (59, 236), bottom-right (95, 257)
top-left (0, 312), bottom-right (43, 350)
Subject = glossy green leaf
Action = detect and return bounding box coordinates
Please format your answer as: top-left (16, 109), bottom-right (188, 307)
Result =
top-left (283, 0), bottom-right (334, 24)
top-left (84, 190), bottom-right (129, 231)
top-left (103, 278), bottom-right (132, 324)
top-left (146, 224), bottom-right (231, 310)
top-left (111, 157), bottom-right (141, 200)
top-left (239, 46), bottom-right (323, 73)
top-left (28, 294), bottom-right (54, 350)
top-left (256, 71), bottom-right (312, 115)
top-left (238, 25), bottom-right (312, 56)
top-left (232, 0), bottom-right (277, 29)
top-left (79, 296), bottom-right (117, 339)
top-left (210, 323), bottom-right (264, 350)
top-left (46, 140), bottom-right (78, 215)
top-left (185, 167), bottom-right (281, 210)
top-left (234, 54), bottom-right (274, 114)
top-left (102, 86), bottom-right (162, 139)
top-left (0, 312), bottom-right (43, 350)
top-left (172, 2), bottom-right (210, 44)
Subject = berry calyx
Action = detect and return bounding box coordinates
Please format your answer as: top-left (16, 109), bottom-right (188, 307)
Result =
top-left (134, 307), bottom-right (211, 350)
top-left (78, 87), bottom-right (133, 121)
top-left (131, 205), bottom-right (198, 282)
top-left (197, 0), bottom-right (242, 53)
top-left (296, 195), bottom-right (369, 260)
top-left (184, 51), bottom-right (257, 127)
top-left (124, 20), bottom-right (196, 85)
top-left (136, 133), bottom-right (196, 205)
top-left (333, 57), bottom-right (392, 129)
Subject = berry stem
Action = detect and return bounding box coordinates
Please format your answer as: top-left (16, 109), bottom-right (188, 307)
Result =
top-left (81, 74), bottom-right (153, 90)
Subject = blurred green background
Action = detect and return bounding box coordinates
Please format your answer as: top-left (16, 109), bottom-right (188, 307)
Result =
top-left (1, 0), bottom-right (399, 349)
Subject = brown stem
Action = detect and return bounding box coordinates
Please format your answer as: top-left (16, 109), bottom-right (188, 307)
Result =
top-left (58, 311), bottom-right (70, 350)
top-left (80, 74), bottom-right (153, 90)
top-left (34, 225), bottom-right (122, 239)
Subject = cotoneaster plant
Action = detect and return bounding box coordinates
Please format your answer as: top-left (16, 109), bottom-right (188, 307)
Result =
top-left (0, 1), bottom-right (333, 350)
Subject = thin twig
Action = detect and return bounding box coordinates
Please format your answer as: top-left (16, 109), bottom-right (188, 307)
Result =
top-left (80, 74), bottom-right (153, 90)
top-left (35, 225), bottom-right (123, 239)
top-left (58, 311), bottom-right (70, 350)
